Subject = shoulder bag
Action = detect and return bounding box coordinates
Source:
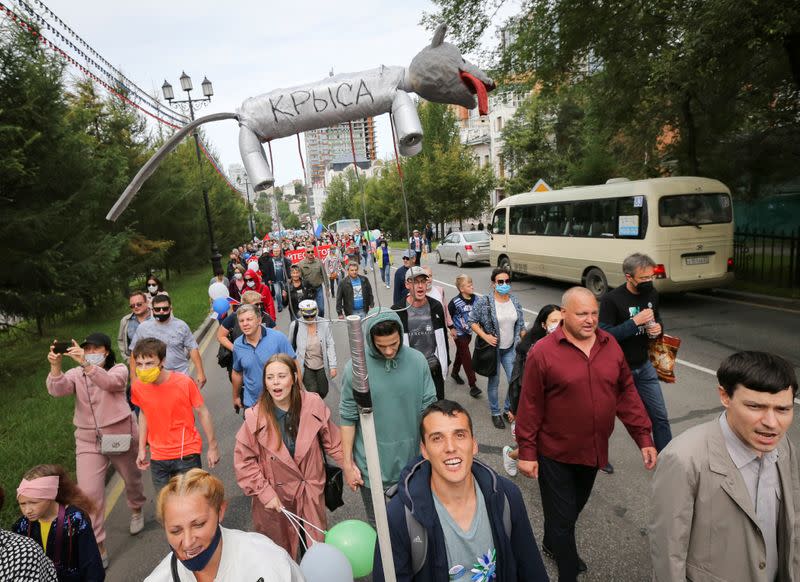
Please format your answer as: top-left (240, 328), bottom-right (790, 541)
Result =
top-left (84, 369), bottom-right (132, 455)
top-left (471, 335), bottom-right (497, 377)
top-left (317, 431), bottom-right (344, 512)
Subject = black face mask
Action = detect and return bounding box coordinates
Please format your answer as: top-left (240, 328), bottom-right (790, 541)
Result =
top-left (636, 281), bottom-right (654, 294)
top-left (153, 312), bottom-right (171, 322)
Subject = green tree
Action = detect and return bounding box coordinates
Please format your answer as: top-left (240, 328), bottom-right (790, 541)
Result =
top-left (427, 0), bottom-right (800, 196)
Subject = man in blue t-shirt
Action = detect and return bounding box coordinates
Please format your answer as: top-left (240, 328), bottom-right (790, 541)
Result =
top-left (336, 262), bottom-right (374, 319)
top-left (231, 304), bottom-right (297, 411)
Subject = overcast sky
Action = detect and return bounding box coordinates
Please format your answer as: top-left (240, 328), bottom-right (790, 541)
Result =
top-left (37, 0), bottom-right (506, 187)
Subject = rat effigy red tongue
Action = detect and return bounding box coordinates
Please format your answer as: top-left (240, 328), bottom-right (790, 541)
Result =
top-left (459, 71), bottom-right (490, 115)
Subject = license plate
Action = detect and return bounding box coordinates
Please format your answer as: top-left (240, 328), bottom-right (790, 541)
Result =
top-left (685, 256), bottom-right (710, 265)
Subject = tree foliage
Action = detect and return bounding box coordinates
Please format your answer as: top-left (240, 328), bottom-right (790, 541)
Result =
top-left (0, 27), bottom-right (252, 332)
top-left (427, 0), bottom-right (800, 196)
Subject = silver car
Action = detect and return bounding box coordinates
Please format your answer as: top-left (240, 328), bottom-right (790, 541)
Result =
top-left (433, 231), bottom-right (491, 267)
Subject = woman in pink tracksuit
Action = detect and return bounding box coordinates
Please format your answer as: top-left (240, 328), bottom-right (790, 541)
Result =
top-left (46, 332), bottom-right (146, 566)
top-left (234, 353), bottom-right (343, 559)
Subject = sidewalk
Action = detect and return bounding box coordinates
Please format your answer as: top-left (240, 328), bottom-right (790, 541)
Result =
top-left (699, 287), bottom-right (800, 312)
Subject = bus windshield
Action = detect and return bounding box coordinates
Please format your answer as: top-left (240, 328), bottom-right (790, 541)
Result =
top-left (659, 193), bottom-right (732, 227)
top-left (328, 219), bottom-right (361, 234)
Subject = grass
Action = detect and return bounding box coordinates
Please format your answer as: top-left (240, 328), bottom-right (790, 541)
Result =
top-left (0, 267), bottom-right (213, 527)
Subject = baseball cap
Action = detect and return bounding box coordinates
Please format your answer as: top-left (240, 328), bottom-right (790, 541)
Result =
top-left (401, 251), bottom-right (411, 259)
top-left (405, 266), bottom-right (429, 281)
top-left (299, 299), bottom-right (318, 318)
top-left (81, 332), bottom-right (112, 350)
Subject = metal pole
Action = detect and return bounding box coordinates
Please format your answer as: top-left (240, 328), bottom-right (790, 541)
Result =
top-left (345, 315), bottom-right (396, 582)
top-left (187, 94), bottom-right (223, 274)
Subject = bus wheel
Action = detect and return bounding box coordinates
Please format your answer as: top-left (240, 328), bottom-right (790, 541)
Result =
top-left (584, 267), bottom-right (608, 297)
top-left (499, 256), bottom-right (513, 280)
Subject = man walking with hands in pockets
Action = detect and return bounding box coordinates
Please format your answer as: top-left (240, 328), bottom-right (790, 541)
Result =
top-left (515, 287), bottom-right (656, 582)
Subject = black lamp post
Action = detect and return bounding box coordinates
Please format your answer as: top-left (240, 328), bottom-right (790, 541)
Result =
top-left (162, 72), bottom-right (222, 274)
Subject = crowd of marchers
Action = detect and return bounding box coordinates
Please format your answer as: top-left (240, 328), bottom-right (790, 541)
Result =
top-left (2, 232), bottom-right (798, 582)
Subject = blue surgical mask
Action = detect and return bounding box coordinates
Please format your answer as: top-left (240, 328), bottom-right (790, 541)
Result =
top-left (495, 283), bottom-right (511, 295)
top-left (178, 525), bottom-right (222, 572)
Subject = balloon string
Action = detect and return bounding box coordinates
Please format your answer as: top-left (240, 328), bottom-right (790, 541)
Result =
top-left (281, 508), bottom-right (327, 535)
top-left (281, 509), bottom-right (309, 551)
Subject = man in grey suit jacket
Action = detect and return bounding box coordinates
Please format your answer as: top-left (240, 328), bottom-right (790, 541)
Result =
top-left (650, 351), bottom-right (799, 581)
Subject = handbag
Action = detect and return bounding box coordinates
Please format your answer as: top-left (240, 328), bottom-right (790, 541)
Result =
top-left (84, 369), bottom-right (133, 455)
top-left (317, 432), bottom-right (344, 512)
top-left (472, 335), bottom-right (497, 377)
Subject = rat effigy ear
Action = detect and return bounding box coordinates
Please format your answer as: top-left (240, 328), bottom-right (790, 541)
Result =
top-left (431, 23), bottom-right (447, 48)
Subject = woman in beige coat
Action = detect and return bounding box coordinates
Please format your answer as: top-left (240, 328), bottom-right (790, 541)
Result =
top-left (234, 353), bottom-right (343, 559)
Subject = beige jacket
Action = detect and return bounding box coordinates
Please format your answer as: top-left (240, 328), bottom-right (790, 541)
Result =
top-left (650, 419), bottom-right (800, 581)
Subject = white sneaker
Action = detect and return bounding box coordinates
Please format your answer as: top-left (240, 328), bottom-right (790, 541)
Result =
top-left (129, 511), bottom-right (145, 535)
top-left (502, 446), bottom-right (518, 477)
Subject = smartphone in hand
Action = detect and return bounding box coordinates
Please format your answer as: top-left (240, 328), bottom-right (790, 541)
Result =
top-left (52, 341), bottom-right (71, 354)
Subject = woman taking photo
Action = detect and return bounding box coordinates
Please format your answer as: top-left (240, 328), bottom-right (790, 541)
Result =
top-left (469, 267), bottom-right (525, 429)
top-left (46, 333), bottom-right (146, 567)
top-left (145, 469), bottom-right (303, 581)
top-left (234, 353), bottom-right (344, 559)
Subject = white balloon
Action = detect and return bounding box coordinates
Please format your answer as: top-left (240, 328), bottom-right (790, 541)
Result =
top-left (300, 542), bottom-right (353, 582)
top-left (208, 282), bottom-right (229, 300)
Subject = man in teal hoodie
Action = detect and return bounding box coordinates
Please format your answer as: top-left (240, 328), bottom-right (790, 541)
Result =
top-left (340, 307), bottom-right (438, 526)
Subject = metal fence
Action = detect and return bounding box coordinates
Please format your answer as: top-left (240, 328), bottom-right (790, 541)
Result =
top-left (734, 228), bottom-right (800, 290)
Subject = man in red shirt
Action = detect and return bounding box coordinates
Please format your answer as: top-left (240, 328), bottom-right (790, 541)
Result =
top-left (516, 286), bottom-right (656, 581)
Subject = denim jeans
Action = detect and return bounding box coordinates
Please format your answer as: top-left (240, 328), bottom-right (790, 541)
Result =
top-left (271, 281), bottom-right (285, 312)
top-left (381, 264), bottom-right (391, 285)
top-left (313, 285), bottom-right (325, 318)
top-left (150, 454), bottom-right (202, 494)
top-left (487, 346), bottom-right (515, 416)
top-left (631, 360), bottom-right (672, 452)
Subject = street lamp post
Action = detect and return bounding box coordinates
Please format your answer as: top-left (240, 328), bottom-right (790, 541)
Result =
top-left (162, 72), bottom-right (223, 274)
top-left (236, 175), bottom-right (256, 240)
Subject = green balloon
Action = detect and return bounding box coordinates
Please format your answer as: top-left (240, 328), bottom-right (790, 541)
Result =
top-left (325, 519), bottom-right (377, 577)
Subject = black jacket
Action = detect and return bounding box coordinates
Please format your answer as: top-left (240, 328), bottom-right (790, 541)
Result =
top-left (287, 280), bottom-right (314, 319)
top-left (393, 265), bottom-right (410, 305)
top-left (336, 275), bottom-right (374, 316)
top-left (392, 297), bottom-right (450, 369)
top-left (374, 457), bottom-right (548, 582)
top-left (12, 504), bottom-right (104, 582)
top-left (259, 255), bottom-right (292, 285)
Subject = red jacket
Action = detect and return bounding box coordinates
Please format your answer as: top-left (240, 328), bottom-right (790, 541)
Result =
top-left (516, 326), bottom-right (653, 467)
top-left (244, 269), bottom-right (276, 321)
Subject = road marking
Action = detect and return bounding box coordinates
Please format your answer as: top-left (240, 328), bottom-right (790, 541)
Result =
top-left (434, 276), bottom-right (800, 403)
top-left (688, 292), bottom-right (800, 315)
top-left (105, 474), bottom-right (124, 519)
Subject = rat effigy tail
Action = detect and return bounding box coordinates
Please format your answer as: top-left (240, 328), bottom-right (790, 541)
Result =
top-left (106, 112), bottom-right (238, 221)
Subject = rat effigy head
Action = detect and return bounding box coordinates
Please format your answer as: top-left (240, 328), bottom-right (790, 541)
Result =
top-left (408, 24), bottom-right (495, 115)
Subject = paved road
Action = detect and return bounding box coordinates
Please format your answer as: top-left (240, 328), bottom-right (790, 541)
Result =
top-left (103, 254), bottom-right (800, 581)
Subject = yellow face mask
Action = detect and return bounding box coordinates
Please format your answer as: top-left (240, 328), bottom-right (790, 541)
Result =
top-left (135, 366), bottom-right (161, 383)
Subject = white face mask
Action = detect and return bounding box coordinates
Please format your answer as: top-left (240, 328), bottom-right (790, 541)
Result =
top-left (234, 273), bottom-right (243, 280)
top-left (246, 281), bottom-right (256, 288)
top-left (546, 322), bottom-right (560, 334)
top-left (84, 353), bottom-right (106, 367)
top-left (147, 285), bottom-right (158, 294)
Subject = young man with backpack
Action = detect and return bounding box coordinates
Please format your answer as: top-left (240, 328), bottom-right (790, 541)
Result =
top-left (375, 400), bottom-right (548, 582)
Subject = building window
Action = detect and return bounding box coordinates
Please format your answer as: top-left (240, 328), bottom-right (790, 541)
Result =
top-left (496, 117), bottom-right (503, 132)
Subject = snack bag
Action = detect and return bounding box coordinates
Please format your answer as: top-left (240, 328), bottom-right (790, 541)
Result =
top-left (648, 334), bottom-right (681, 383)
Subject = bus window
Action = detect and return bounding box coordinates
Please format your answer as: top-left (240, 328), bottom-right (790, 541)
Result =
top-left (617, 196), bottom-right (646, 239)
top-left (491, 209), bottom-right (506, 234)
top-left (659, 193), bottom-right (732, 227)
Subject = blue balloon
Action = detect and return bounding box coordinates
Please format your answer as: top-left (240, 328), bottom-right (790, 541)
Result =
top-left (300, 542), bottom-right (353, 582)
top-left (212, 297), bottom-right (230, 319)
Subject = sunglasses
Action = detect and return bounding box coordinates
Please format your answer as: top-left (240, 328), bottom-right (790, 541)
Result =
top-left (495, 279), bottom-right (510, 284)
top-left (152, 306), bottom-right (171, 313)
top-left (129, 302), bottom-right (144, 308)
top-left (244, 278), bottom-right (254, 282)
